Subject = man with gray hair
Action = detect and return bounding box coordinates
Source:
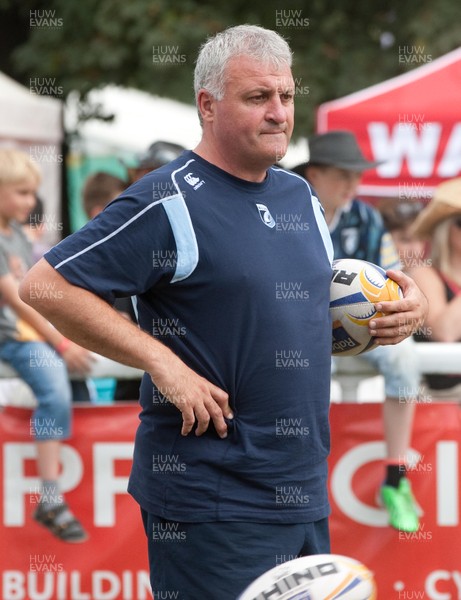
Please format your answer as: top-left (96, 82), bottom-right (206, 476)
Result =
top-left (21, 25), bottom-right (427, 599)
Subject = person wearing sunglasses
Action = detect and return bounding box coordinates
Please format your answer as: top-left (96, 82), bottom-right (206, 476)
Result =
top-left (409, 177), bottom-right (461, 400)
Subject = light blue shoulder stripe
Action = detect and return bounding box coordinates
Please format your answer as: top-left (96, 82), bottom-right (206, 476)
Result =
top-left (162, 193), bottom-right (199, 283)
top-left (53, 158), bottom-right (200, 284)
top-left (310, 192), bottom-right (334, 265)
top-left (271, 167), bottom-right (334, 265)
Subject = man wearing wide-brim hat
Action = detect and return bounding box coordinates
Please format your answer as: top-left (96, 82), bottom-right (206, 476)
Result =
top-left (292, 130), bottom-right (422, 534)
top-left (292, 131), bottom-right (386, 254)
top-left (293, 129), bottom-right (381, 174)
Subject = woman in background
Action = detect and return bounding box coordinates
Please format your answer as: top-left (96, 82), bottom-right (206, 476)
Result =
top-left (409, 177), bottom-right (461, 400)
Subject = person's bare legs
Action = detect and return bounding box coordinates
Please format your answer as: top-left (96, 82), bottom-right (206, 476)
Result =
top-left (35, 439), bottom-right (88, 542)
top-left (36, 439), bottom-right (60, 480)
top-left (383, 397), bottom-right (415, 461)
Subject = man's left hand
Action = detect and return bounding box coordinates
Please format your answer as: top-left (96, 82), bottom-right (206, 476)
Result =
top-left (368, 269), bottom-right (428, 345)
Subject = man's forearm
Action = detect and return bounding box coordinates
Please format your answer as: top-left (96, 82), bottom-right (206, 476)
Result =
top-left (19, 258), bottom-right (171, 375)
top-left (20, 258), bottom-right (232, 436)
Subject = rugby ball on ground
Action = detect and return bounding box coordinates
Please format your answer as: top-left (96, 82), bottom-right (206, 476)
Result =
top-left (238, 553), bottom-right (377, 600)
top-left (330, 258), bottom-right (402, 357)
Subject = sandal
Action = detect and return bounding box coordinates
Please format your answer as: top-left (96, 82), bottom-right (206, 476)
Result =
top-left (33, 503), bottom-right (88, 543)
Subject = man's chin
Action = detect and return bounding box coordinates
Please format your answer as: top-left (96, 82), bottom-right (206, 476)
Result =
top-left (259, 135), bottom-right (288, 160)
top-left (269, 144), bottom-right (288, 164)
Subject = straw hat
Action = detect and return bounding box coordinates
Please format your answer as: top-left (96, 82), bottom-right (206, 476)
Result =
top-left (409, 178), bottom-right (461, 239)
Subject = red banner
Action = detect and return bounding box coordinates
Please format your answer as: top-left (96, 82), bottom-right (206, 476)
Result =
top-left (0, 404), bottom-right (152, 600)
top-left (329, 403), bottom-right (461, 600)
top-left (1, 402), bottom-right (460, 600)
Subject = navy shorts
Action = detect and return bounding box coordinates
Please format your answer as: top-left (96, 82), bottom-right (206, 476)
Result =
top-left (141, 510), bottom-right (330, 600)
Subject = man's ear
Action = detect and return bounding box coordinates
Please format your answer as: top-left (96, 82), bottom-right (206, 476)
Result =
top-left (196, 89), bottom-right (216, 123)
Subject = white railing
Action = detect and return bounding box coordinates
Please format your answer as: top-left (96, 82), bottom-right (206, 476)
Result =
top-left (333, 342), bottom-right (461, 401)
top-left (2, 343), bottom-right (461, 405)
top-left (0, 355), bottom-right (143, 407)
top-left (0, 355), bottom-right (143, 381)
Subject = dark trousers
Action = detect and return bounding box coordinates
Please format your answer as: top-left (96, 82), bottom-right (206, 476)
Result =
top-left (141, 510), bottom-right (330, 600)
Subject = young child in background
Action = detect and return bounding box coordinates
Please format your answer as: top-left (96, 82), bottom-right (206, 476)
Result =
top-left (21, 196), bottom-right (94, 402)
top-left (82, 171), bottom-right (140, 401)
top-left (82, 172), bottom-right (127, 220)
top-left (0, 148), bottom-right (93, 542)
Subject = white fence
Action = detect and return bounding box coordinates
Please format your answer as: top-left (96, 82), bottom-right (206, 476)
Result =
top-left (333, 342), bottom-right (461, 401)
top-left (1, 343), bottom-right (461, 406)
top-left (0, 355), bottom-right (143, 407)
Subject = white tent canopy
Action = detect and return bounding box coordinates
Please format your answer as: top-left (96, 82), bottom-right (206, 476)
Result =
top-left (0, 71), bottom-right (63, 143)
top-left (0, 72), bottom-right (64, 244)
top-left (65, 86), bottom-right (202, 155)
top-left (65, 85), bottom-right (308, 165)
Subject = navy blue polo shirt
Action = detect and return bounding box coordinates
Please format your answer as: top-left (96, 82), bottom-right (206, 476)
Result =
top-left (45, 151), bottom-right (333, 523)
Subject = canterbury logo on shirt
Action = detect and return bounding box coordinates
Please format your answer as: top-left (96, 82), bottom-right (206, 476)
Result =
top-left (184, 172), bottom-right (205, 190)
top-left (256, 203), bottom-right (276, 228)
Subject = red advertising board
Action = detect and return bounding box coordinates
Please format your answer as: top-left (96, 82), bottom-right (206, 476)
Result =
top-left (1, 402), bottom-right (460, 599)
top-left (329, 402), bottom-right (461, 600)
top-left (0, 404), bottom-right (152, 600)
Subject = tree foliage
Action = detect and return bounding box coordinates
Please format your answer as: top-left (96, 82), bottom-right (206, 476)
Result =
top-left (2, 0), bottom-right (460, 136)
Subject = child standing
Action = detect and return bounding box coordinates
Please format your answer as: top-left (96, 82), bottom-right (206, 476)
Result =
top-left (0, 148), bottom-right (92, 542)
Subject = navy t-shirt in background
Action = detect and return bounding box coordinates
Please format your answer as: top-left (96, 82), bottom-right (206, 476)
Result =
top-left (45, 151), bottom-right (334, 523)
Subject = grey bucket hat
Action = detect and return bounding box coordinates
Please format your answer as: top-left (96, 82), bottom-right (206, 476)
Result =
top-left (293, 130), bottom-right (382, 174)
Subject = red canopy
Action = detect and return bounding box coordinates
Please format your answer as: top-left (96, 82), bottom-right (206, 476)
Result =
top-left (317, 47), bottom-right (461, 198)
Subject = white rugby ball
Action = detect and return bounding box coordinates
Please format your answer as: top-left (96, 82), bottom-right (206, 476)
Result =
top-left (238, 553), bottom-right (377, 600)
top-left (330, 258), bottom-right (402, 357)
